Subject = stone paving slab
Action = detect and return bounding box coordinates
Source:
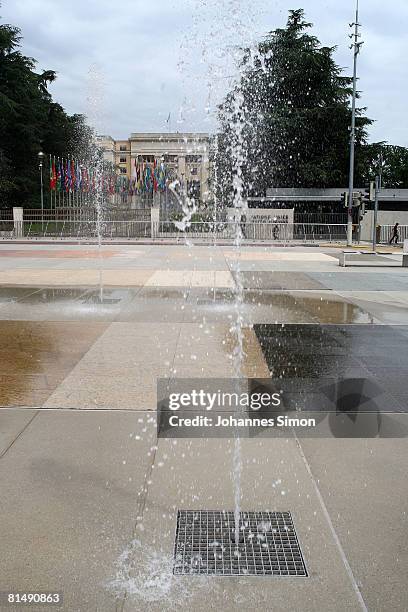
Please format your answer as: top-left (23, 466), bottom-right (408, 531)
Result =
top-left (0, 244), bottom-right (407, 611)
top-left (0, 410), bottom-right (156, 612)
top-left (223, 250), bottom-right (336, 262)
top-left (336, 292), bottom-right (408, 324)
top-left (299, 437), bottom-right (408, 612)
top-left (144, 270), bottom-right (234, 288)
top-left (0, 321), bottom-right (108, 408)
top-left (120, 436), bottom-right (363, 612)
top-left (233, 271), bottom-right (328, 290)
top-left (310, 272), bottom-right (408, 291)
top-left (43, 323), bottom-right (181, 410)
top-left (0, 409), bottom-right (37, 455)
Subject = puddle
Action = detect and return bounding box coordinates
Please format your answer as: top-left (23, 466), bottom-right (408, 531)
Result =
top-left (138, 288), bottom-right (189, 300)
top-left (253, 323), bottom-right (408, 411)
top-left (0, 287), bottom-right (41, 303)
top-left (80, 288), bottom-right (137, 305)
top-left (188, 289), bottom-right (236, 304)
top-left (19, 288), bottom-right (88, 303)
top-left (0, 320), bottom-right (107, 407)
top-left (244, 291), bottom-right (375, 324)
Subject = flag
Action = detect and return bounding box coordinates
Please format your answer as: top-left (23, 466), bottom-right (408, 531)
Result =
top-left (158, 161), bottom-right (166, 191)
top-left (65, 159), bottom-right (70, 192)
top-left (70, 159), bottom-right (75, 191)
top-left (49, 156), bottom-right (56, 190)
top-left (76, 161), bottom-right (81, 191)
top-left (56, 159), bottom-right (62, 192)
top-left (56, 158), bottom-right (61, 192)
top-left (153, 158), bottom-right (158, 193)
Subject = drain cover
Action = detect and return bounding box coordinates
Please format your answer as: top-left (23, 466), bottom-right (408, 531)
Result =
top-left (173, 510), bottom-right (307, 576)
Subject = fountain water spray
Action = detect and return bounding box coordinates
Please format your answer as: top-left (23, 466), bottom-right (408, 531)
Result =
top-left (179, 0), bottom-right (271, 551)
top-left (86, 63), bottom-right (106, 301)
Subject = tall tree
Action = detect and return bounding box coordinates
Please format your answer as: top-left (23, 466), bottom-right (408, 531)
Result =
top-left (359, 143), bottom-right (408, 188)
top-left (216, 9), bottom-right (372, 205)
top-left (0, 20), bottom-right (92, 208)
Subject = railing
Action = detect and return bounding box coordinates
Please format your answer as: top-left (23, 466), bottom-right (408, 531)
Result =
top-left (157, 222), bottom-right (348, 243)
top-left (8, 220), bottom-right (151, 239)
top-left (22, 208), bottom-right (150, 222)
top-left (0, 209), bottom-right (13, 221)
top-left (0, 209), bottom-right (13, 235)
top-left (1, 220), bottom-right (351, 242)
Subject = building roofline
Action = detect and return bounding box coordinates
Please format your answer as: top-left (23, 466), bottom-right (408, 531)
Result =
top-left (129, 132), bottom-right (209, 139)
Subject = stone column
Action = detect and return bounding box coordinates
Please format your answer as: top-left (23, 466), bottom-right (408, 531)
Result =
top-left (178, 156), bottom-right (186, 188)
top-left (151, 207), bottom-right (160, 239)
top-left (403, 240), bottom-right (408, 267)
top-left (201, 148), bottom-right (210, 202)
top-left (13, 207), bottom-right (23, 238)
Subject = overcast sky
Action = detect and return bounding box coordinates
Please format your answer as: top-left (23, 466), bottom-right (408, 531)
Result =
top-left (2, 0), bottom-right (407, 146)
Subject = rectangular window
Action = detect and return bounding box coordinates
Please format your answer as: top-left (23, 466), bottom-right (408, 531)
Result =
top-left (186, 155), bottom-right (202, 163)
top-left (164, 155), bottom-right (178, 163)
top-left (119, 145), bottom-right (127, 151)
top-left (119, 157), bottom-right (127, 163)
top-left (120, 167), bottom-right (127, 174)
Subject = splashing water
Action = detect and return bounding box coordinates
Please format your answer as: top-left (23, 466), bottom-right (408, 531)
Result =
top-left (109, 539), bottom-right (207, 607)
top-left (182, 0), bottom-right (270, 552)
top-left (86, 64), bottom-right (106, 302)
top-left (109, 0), bottom-right (273, 600)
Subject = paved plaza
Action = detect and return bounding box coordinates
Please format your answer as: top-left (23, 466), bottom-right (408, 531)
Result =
top-left (0, 243), bottom-right (407, 611)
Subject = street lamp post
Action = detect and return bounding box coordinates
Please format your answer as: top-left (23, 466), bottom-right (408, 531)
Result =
top-left (347, 0), bottom-right (363, 246)
top-left (38, 151), bottom-right (45, 232)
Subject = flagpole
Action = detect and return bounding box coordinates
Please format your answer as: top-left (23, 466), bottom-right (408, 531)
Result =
top-left (49, 154), bottom-right (52, 213)
top-left (49, 154), bottom-right (52, 214)
top-left (52, 155), bottom-right (54, 213)
top-left (62, 157), bottom-right (65, 211)
top-left (53, 155), bottom-right (56, 213)
top-left (68, 156), bottom-right (72, 222)
top-left (53, 155), bottom-right (56, 214)
top-left (58, 157), bottom-right (60, 213)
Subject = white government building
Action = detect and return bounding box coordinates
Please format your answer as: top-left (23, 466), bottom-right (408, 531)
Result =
top-left (96, 132), bottom-right (210, 204)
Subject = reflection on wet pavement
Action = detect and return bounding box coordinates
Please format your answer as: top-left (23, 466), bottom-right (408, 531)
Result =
top-left (0, 321), bottom-right (108, 406)
top-left (242, 291), bottom-right (376, 324)
top-left (0, 265), bottom-right (407, 407)
top-left (254, 324), bottom-right (408, 411)
top-left (0, 284), bottom-right (394, 325)
top-left (0, 287), bottom-right (42, 302)
top-left (19, 288), bottom-right (89, 303)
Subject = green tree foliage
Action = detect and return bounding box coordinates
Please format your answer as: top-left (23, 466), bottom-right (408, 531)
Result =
top-left (0, 20), bottom-right (92, 208)
top-left (359, 143), bottom-right (408, 188)
top-left (216, 9), bottom-right (373, 204)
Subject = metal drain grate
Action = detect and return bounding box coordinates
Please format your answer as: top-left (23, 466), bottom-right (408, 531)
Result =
top-left (173, 510), bottom-right (307, 576)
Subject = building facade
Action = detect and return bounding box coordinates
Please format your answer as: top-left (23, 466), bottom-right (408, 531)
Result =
top-left (96, 132), bottom-right (210, 204)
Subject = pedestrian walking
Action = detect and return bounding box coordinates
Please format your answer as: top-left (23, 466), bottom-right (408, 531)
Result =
top-left (240, 213), bottom-right (247, 239)
top-left (389, 222), bottom-right (399, 245)
top-left (272, 217), bottom-right (279, 240)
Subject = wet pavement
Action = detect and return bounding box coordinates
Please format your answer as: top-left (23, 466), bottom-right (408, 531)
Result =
top-left (0, 244), bottom-right (407, 611)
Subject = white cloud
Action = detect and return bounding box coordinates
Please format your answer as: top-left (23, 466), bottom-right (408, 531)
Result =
top-left (2, 0), bottom-right (407, 145)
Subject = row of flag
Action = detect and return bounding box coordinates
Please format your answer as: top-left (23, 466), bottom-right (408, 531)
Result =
top-left (48, 156), bottom-right (169, 196)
